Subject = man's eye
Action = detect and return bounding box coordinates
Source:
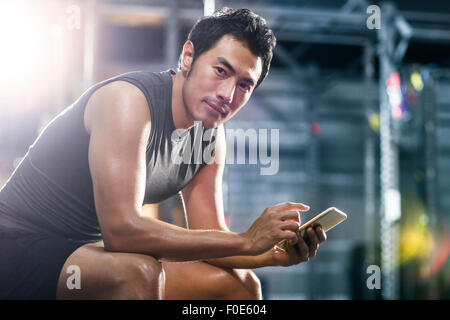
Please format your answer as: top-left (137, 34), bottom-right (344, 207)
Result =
top-left (215, 67), bottom-right (226, 75)
top-left (240, 83), bottom-right (250, 91)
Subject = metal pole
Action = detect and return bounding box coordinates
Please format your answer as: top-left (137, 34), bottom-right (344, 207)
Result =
top-left (363, 41), bottom-right (377, 298)
top-left (203, 0), bottom-right (216, 16)
top-left (166, 0), bottom-right (179, 68)
top-left (83, 0), bottom-right (97, 89)
top-left (424, 71), bottom-right (438, 299)
top-left (378, 2), bottom-right (401, 300)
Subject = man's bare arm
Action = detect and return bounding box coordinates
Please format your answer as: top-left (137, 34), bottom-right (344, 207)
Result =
top-left (181, 125), bottom-right (269, 268)
top-left (84, 81), bottom-right (301, 261)
top-left (181, 125), bottom-right (323, 268)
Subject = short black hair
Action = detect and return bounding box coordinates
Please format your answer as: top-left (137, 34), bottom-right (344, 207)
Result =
top-left (180, 7), bottom-right (276, 88)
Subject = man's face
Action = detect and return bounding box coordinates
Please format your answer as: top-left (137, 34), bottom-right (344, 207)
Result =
top-left (181, 34), bottom-right (263, 128)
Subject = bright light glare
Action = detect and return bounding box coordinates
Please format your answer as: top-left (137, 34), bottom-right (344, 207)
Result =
top-left (204, 0), bottom-right (215, 16)
top-left (0, 2), bottom-right (51, 90)
top-left (385, 189), bottom-right (401, 222)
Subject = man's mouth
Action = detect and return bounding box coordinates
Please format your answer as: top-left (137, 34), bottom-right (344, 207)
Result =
top-left (204, 100), bottom-right (228, 116)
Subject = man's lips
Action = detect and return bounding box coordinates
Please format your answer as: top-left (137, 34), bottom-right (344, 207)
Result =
top-left (204, 100), bottom-right (228, 116)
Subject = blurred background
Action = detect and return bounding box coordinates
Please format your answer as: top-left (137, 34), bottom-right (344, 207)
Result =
top-left (0, 0), bottom-right (449, 299)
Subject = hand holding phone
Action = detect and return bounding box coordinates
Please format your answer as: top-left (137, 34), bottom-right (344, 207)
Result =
top-left (275, 207), bottom-right (347, 251)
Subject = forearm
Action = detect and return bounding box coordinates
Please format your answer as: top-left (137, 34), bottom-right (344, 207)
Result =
top-left (204, 251), bottom-right (274, 269)
top-left (103, 214), bottom-right (251, 261)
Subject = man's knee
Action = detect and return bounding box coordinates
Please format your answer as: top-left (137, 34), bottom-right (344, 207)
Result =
top-left (240, 269), bottom-right (262, 300)
top-left (116, 255), bottom-right (165, 299)
top-left (244, 270), bottom-right (262, 300)
top-left (220, 268), bottom-right (262, 300)
top-left (57, 243), bottom-right (165, 300)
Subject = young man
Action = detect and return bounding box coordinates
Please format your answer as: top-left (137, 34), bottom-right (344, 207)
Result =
top-left (0, 8), bottom-right (326, 300)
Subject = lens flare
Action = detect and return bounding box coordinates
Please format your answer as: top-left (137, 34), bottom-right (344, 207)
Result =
top-left (0, 1), bottom-right (50, 88)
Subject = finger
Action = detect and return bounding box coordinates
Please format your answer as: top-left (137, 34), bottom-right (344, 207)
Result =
top-left (279, 220), bottom-right (301, 233)
top-left (292, 243), bottom-right (304, 262)
top-left (306, 227), bottom-right (320, 257)
top-left (281, 211), bottom-right (302, 224)
top-left (285, 242), bottom-right (302, 264)
top-left (295, 232), bottom-right (310, 261)
top-left (280, 230), bottom-right (298, 248)
top-left (315, 225), bottom-right (327, 243)
top-left (307, 227), bottom-right (320, 247)
top-left (293, 210), bottom-right (301, 224)
top-left (278, 210), bottom-right (303, 222)
top-left (280, 230), bottom-right (300, 246)
top-left (279, 230), bottom-right (298, 244)
top-left (301, 229), bottom-right (311, 246)
top-left (273, 202), bottom-right (310, 213)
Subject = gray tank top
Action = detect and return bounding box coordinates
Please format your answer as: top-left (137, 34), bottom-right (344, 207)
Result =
top-left (0, 69), bottom-right (217, 241)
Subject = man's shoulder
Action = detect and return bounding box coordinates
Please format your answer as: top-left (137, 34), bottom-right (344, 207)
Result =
top-left (113, 69), bottom-right (175, 87)
top-left (84, 80), bottom-right (150, 135)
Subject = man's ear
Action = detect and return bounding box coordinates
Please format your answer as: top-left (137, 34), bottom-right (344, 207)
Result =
top-left (180, 41), bottom-right (194, 76)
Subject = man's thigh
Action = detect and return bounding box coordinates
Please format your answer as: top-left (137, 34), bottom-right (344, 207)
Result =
top-left (162, 260), bottom-right (262, 300)
top-left (56, 242), bottom-right (163, 299)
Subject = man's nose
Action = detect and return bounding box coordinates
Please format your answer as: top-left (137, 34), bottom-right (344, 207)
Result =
top-left (217, 79), bottom-right (235, 104)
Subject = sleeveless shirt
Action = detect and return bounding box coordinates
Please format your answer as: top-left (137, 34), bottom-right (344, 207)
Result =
top-left (0, 69), bottom-right (217, 241)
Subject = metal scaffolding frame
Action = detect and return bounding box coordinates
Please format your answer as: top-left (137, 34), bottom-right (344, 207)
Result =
top-left (363, 40), bottom-right (378, 299)
top-left (423, 67), bottom-right (439, 299)
top-left (378, 3), bottom-right (401, 300)
top-left (83, 0), bottom-right (97, 89)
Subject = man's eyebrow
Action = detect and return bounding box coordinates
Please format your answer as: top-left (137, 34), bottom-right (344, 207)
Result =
top-left (217, 57), bottom-right (235, 74)
top-left (243, 77), bottom-right (256, 87)
top-left (216, 57), bottom-right (256, 87)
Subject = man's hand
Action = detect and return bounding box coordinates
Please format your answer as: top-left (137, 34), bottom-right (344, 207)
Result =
top-left (241, 202), bottom-right (310, 256)
top-left (269, 225), bottom-right (327, 267)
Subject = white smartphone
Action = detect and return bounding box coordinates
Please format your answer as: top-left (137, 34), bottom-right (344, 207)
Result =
top-left (274, 207), bottom-right (348, 251)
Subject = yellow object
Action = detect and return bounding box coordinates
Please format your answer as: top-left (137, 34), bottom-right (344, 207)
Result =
top-left (411, 71), bottom-right (424, 91)
top-left (399, 192), bottom-right (434, 268)
top-left (369, 114), bottom-right (380, 133)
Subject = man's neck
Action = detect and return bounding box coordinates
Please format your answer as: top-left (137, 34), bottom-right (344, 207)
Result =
top-left (171, 72), bottom-right (195, 131)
